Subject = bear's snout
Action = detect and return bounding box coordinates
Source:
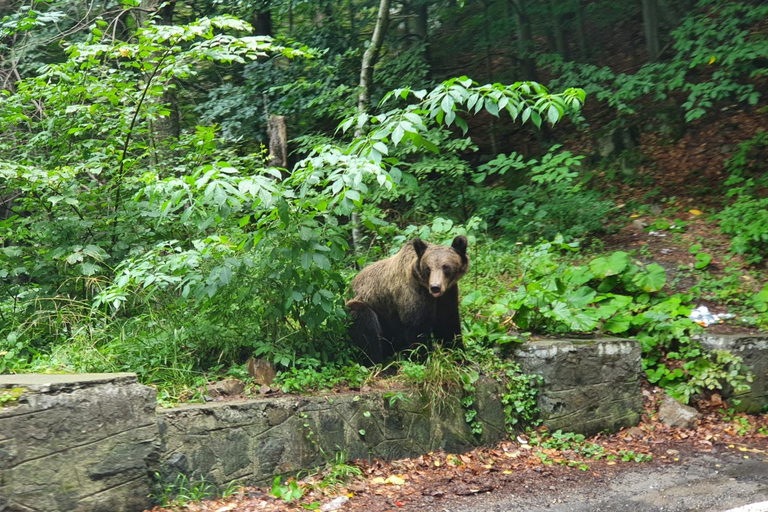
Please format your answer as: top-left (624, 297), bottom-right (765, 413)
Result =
top-left (429, 284), bottom-right (443, 297)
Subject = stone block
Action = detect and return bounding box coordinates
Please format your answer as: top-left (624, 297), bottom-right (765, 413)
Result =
top-left (515, 338), bottom-right (643, 436)
top-left (0, 373), bottom-right (159, 512)
top-left (698, 334), bottom-right (768, 414)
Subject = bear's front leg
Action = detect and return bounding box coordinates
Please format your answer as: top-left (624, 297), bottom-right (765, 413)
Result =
top-left (434, 286), bottom-right (463, 349)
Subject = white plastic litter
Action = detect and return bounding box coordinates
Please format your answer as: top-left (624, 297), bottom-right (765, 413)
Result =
top-left (689, 305), bottom-right (735, 327)
top-left (320, 496), bottom-right (350, 511)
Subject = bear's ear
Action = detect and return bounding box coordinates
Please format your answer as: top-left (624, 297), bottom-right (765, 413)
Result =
top-left (451, 236), bottom-right (468, 258)
top-left (412, 238), bottom-right (428, 259)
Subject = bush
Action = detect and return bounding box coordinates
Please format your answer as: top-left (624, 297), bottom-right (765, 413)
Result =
top-left (718, 196), bottom-right (768, 265)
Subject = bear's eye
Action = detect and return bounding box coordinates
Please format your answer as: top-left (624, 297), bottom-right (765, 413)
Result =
top-left (442, 264), bottom-right (452, 274)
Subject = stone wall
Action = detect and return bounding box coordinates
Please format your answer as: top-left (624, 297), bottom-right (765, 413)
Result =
top-left (0, 337), bottom-right (653, 511)
top-left (515, 338), bottom-right (644, 436)
top-left (158, 379), bottom-right (507, 487)
top-left (0, 373), bottom-right (158, 512)
top-left (698, 334), bottom-right (768, 413)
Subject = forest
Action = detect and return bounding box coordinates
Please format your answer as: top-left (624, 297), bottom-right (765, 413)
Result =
top-left (0, 0), bottom-right (766, 410)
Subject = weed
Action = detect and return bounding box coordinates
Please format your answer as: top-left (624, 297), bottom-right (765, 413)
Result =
top-left (395, 344), bottom-right (466, 415)
top-left (149, 472), bottom-right (216, 507)
top-left (271, 476), bottom-right (304, 502)
top-left (618, 450), bottom-right (652, 462)
top-left (320, 452), bottom-right (363, 490)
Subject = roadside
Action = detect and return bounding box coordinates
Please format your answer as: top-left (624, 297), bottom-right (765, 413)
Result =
top-left (425, 447), bottom-right (768, 512)
top-left (148, 387), bottom-right (768, 512)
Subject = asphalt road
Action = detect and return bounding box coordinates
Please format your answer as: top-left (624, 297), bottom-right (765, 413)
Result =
top-left (426, 448), bottom-right (768, 512)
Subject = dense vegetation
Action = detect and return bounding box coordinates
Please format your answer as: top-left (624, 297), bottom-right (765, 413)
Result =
top-left (0, 0), bottom-right (766, 407)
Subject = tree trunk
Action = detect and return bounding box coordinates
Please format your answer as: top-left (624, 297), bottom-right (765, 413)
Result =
top-left (353, 0), bottom-right (391, 253)
top-left (153, 0), bottom-right (180, 141)
top-left (137, 0), bottom-right (180, 143)
top-left (482, 0), bottom-right (497, 154)
top-left (253, 2), bottom-right (273, 37)
top-left (642, 0), bottom-right (660, 61)
top-left (406, 0), bottom-right (429, 68)
top-left (509, 0), bottom-right (537, 81)
top-left (356, 0), bottom-right (391, 119)
top-left (548, 0), bottom-right (569, 61)
top-left (574, 0), bottom-right (588, 59)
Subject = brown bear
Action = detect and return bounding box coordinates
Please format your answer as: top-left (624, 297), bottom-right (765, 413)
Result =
top-left (346, 236), bottom-right (469, 364)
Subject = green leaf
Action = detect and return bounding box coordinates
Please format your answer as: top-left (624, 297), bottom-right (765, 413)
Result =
top-left (632, 264), bottom-right (667, 292)
top-left (313, 253), bottom-right (330, 270)
top-left (589, 252), bottom-right (628, 278)
top-left (392, 124), bottom-right (405, 145)
top-left (484, 97), bottom-right (499, 116)
top-left (547, 104), bottom-right (560, 125)
top-left (694, 252), bottom-right (712, 269)
top-left (604, 315), bottom-right (631, 334)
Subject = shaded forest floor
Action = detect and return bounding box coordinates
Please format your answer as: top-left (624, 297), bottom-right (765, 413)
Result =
top-left (146, 384), bottom-right (768, 512)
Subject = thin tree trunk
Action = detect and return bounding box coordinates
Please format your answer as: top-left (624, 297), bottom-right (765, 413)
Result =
top-left (353, 0), bottom-right (391, 253)
top-left (548, 0), bottom-right (569, 60)
top-left (510, 0), bottom-right (537, 81)
top-left (482, 0), bottom-right (497, 154)
top-left (356, 0), bottom-right (390, 121)
top-left (574, 0), bottom-right (588, 59)
top-left (642, 0), bottom-right (660, 61)
top-left (348, 0), bottom-right (356, 42)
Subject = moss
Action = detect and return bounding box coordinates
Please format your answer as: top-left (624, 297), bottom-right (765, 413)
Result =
top-left (0, 387), bottom-right (25, 407)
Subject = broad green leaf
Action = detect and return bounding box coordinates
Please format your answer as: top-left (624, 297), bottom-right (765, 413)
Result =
top-left (694, 252), bottom-right (712, 269)
top-left (632, 263), bottom-right (667, 292)
top-left (589, 251), bottom-right (628, 278)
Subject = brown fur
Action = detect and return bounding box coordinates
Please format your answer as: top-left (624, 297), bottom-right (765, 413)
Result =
top-left (347, 236), bottom-right (469, 364)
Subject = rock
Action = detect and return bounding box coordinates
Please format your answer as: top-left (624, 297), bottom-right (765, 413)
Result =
top-left (208, 378), bottom-right (245, 397)
top-left (658, 395), bottom-right (700, 429)
top-left (596, 125), bottom-right (639, 159)
top-left (259, 384), bottom-right (271, 395)
top-left (247, 358), bottom-right (277, 385)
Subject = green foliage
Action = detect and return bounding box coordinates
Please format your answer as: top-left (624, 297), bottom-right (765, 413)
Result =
top-left (472, 147), bottom-right (614, 241)
top-left (458, 237), bottom-right (752, 404)
top-left (150, 472), bottom-right (217, 507)
top-left (715, 131), bottom-right (768, 264)
top-left (271, 476), bottom-right (304, 503)
top-left (530, 429), bottom-right (652, 469)
top-left (718, 196), bottom-right (768, 264)
top-left (542, 1), bottom-right (768, 123)
top-left (274, 362), bottom-right (370, 394)
top-left (339, 76), bottom-right (584, 162)
top-left (466, 345), bottom-right (541, 430)
top-left (688, 244), bottom-right (713, 270)
top-left (319, 451), bottom-right (363, 490)
top-left (395, 344), bottom-right (467, 415)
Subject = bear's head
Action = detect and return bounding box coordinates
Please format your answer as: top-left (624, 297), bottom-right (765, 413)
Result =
top-left (412, 236), bottom-right (469, 298)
